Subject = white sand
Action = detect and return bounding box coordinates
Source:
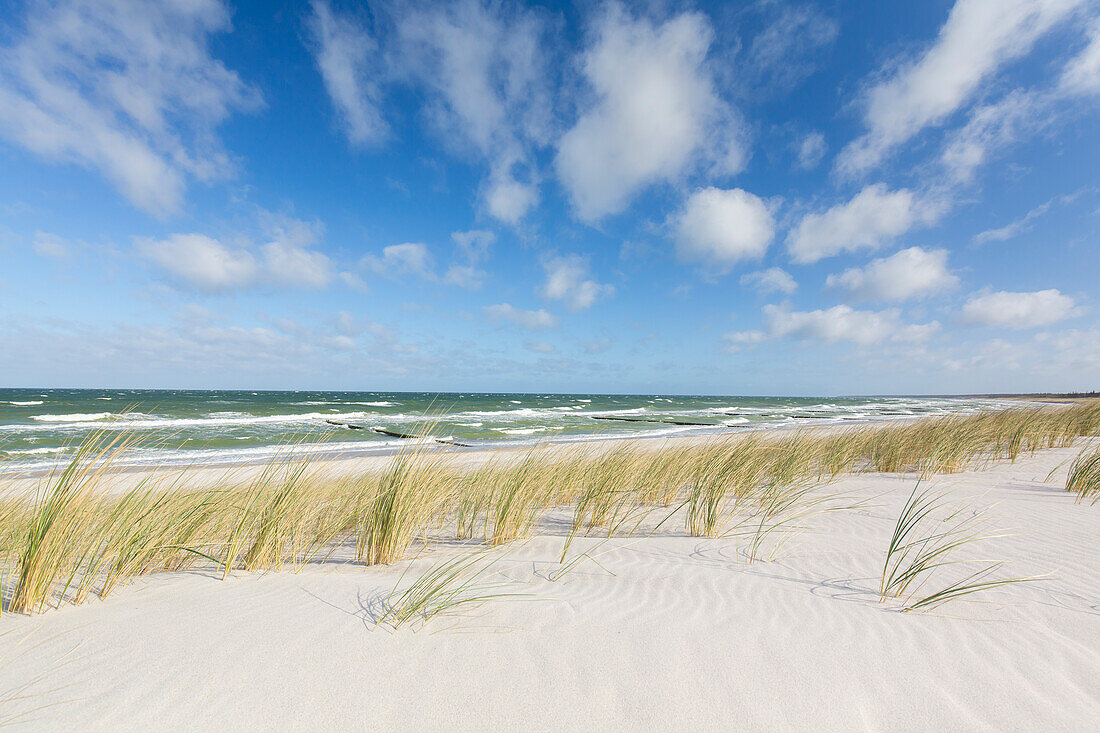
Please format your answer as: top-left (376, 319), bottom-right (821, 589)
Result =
top-left (2, 439), bottom-right (1099, 730)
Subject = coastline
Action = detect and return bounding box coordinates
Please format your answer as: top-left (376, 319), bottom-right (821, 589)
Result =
top-left (0, 407), bottom-right (1031, 495)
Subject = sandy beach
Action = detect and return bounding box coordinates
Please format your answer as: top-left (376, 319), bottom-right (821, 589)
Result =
top-left (2, 428), bottom-right (1098, 730)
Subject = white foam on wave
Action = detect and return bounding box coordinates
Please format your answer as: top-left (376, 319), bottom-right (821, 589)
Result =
top-left (492, 426), bottom-right (562, 435)
top-left (13, 410), bottom-right (381, 431)
top-left (5, 447), bottom-right (68, 455)
top-left (8, 401), bottom-right (44, 406)
top-left (32, 412), bottom-right (112, 422)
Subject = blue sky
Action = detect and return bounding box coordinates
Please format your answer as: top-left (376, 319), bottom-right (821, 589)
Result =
top-left (0, 0), bottom-right (1098, 395)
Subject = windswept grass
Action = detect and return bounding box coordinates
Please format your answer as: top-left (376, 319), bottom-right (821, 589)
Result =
top-left (1065, 442), bottom-right (1100, 504)
top-left (880, 484), bottom-right (1037, 612)
top-left (0, 401), bottom-right (1094, 615)
top-left (374, 549), bottom-right (524, 629)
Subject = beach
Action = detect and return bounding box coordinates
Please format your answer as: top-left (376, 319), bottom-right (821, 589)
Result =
top-left (1, 404), bottom-right (1098, 730)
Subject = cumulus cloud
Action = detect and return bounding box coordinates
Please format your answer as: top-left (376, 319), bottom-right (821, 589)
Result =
top-left (836, 0), bottom-right (1083, 176)
top-left (137, 216), bottom-right (334, 292)
top-left (726, 304), bottom-right (940, 348)
top-left (541, 255), bottom-right (614, 311)
top-left (137, 234), bottom-right (258, 291)
top-left (363, 243), bottom-right (435, 279)
top-left (826, 247), bottom-right (958, 302)
top-left (0, 0), bottom-right (261, 216)
top-left (675, 188), bottom-right (774, 273)
top-left (555, 4), bottom-right (747, 221)
top-left (962, 289), bottom-right (1080, 329)
top-left (483, 303), bottom-right (558, 330)
top-left (307, 1), bottom-right (387, 145)
top-left (740, 268), bottom-right (797, 296)
top-left (786, 184), bottom-right (934, 264)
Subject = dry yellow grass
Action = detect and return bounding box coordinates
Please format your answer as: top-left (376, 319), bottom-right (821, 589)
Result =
top-left (0, 401), bottom-right (1097, 615)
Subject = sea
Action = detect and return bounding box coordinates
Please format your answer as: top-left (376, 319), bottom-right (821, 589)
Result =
top-left (0, 389), bottom-right (1019, 473)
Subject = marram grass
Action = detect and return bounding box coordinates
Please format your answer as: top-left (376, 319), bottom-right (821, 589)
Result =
top-left (0, 400), bottom-right (1095, 616)
top-left (880, 484), bottom-right (1038, 612)
top-left (1065, 442), bottom-right (1100, 504)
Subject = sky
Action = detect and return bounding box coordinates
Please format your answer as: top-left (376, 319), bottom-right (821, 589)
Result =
top-left (0, 0), bottom-right (1098, 396)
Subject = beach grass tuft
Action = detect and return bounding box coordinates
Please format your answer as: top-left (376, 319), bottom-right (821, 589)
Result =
top-left (880, 483), bottom-right (1036, 612)
top-left (1065, 442), bottom-right (1100, 504)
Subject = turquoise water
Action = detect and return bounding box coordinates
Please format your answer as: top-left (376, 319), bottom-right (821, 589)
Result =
top-left (0, 389), bottom-right (1014, 471)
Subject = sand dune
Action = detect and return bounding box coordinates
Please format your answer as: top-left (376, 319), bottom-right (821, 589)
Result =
top-left (1, 438), bottom-right (1098, 730)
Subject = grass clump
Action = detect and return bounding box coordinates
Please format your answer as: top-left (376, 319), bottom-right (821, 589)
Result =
top-left (375, 549), bottom-right (524, 630)
top-left (880, 484), bottom-right (1036, 612)
top-left (1065, 443), bottom-right (1100, 504)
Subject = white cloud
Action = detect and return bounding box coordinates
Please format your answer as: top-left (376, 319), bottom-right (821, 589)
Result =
top-left (555, 4), bottom-right (746, 221)
top-left (972, 190), bottom-right (1083, 244)
top-left (0, 0), bottom-right (260, 216)
top-left (137, 234), bottom-right (258, 291)
top-left (787, 184), bottom-right (934, 263)
top-left (443, 229), bottom-right (495, 288)
top-left (137, 216), bottom-right (335, 292)
top-left (740, 268), bottom-right (797, 296)
top-left (364, 243), bottom-right (434, 279)
top-left (307, 1), bottom-right (387, 145)
top-left (827, 247), bottom-right (958, 302)
top-left (837, 0), bottom-right (1083, 176)
top-left (675, 188), bottom-right (774, 273)
top-left (483, 303), bottom-right (558, 330)
top-left (306, 1), bottom-right (552, 223)
top-left (394, 0), bottom-right (553, 223)
top-left (541, 255), bottom-right (614, 311)
top-left (795, 132), bottom-right (827, 170)
top-left (364, 232), bottom-right (493, 288)
top-left (939, 89), bottom-right (1039, 183)
top-left (962, 289), bottom-right (1079, 329)
top-left (525, 341), bottom-right (555, 353)
top-left (260, 217), bottom-right (333, 288)
top-left (726, 304), bottom-right (940, 348)
top-left (748, 4), bottom-right (838, 92)
top-left (1060, 18), bottom-right (1100, 96)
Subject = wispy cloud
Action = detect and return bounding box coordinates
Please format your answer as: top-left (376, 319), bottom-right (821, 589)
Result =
top-left (836, 0), bottom-right (1083, 177)
top-left (483, 303), bottom-right (558, 330)
top-left (307, 1), bottom-right (387, 145)
top-left (0, 0), bottom-right (261, 216)
top-left (740, 268), bottom-right (797, 296)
